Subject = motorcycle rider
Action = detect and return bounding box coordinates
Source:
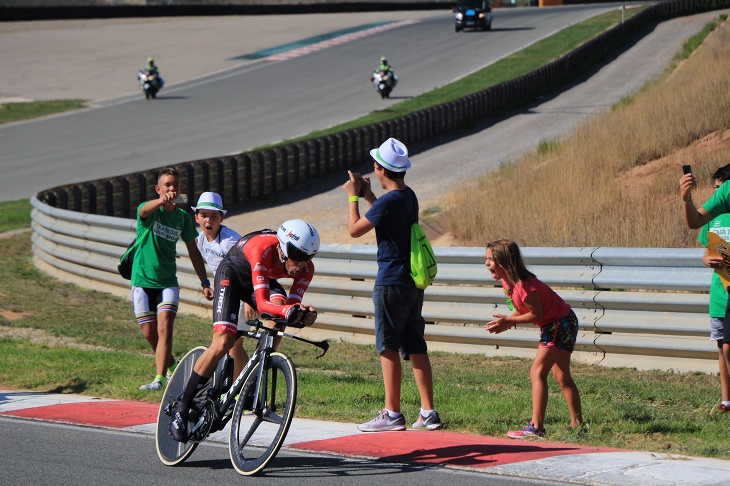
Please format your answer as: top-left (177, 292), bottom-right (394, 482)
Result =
top-left (370, 56), bottom-right (397, 98)
top-left (371, 56), bottom-right (395, 82)
top-left (146, 57), bottom-right (159, 76)
top-left (378, 57), bottom-right (393, 74)
top-left (140, 57), bottom-right (164, 90)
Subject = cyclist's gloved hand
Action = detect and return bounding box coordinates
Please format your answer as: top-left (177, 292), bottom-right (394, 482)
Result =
top-left (300, 307), bottom-right (317, 327)
top-left (285, 304), bottom-right (304, 325)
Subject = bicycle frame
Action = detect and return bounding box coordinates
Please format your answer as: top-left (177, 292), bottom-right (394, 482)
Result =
top-left (189, 317), bottom-right (328, 439)
top-left (156, 313), bottom-right (328, 473)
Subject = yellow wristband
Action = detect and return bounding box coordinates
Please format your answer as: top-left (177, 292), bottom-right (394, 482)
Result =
top-left (348, 196), bottom-right (359, 203)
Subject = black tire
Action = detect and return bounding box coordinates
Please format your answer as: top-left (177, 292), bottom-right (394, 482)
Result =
top-left (155, 346), bottom-right (206, 466)
top-left (145, 90), bottom-right (150, 99)
top-left (228, 352), bottom-right (296, 476)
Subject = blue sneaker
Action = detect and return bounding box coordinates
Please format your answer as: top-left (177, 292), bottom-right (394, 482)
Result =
top-left (411, 411), bottom-right (444, 430)
top-left (357, 409), bottom-right (406, 432)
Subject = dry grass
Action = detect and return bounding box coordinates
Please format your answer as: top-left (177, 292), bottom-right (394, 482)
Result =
top-left (442, 17), bottom-right (730, 248)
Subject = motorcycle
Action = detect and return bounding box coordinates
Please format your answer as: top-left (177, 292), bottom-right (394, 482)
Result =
top-left (371, 69), bottom-right (397, 99)
top-left (138, 69), bottom-right (164, 99)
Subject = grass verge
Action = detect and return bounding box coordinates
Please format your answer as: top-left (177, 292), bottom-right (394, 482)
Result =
top-left (0, 200), bottom-right (32, 233)
top-left (0, 100), bottom-right (87, 125)
top-left (0, 232), bottom-right (728, 458)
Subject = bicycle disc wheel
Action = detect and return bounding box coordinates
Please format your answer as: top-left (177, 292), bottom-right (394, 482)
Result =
top-left (155, 346), bottom-right (206, 466)
top-left (229, 352), bottom-right (296, 476)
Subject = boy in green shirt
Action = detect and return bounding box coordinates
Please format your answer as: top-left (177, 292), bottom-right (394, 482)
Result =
top-left (682, 163), bottom-right (730, 412)
top-left (131, 167), bottom-right (213, 391)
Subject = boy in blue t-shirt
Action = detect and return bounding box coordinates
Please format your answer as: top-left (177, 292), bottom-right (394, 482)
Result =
top-left (343, 138), bottom-right (443, 431)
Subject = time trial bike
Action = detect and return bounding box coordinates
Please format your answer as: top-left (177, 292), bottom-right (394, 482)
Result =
top-left (155, 313), bottom-right (329, 475)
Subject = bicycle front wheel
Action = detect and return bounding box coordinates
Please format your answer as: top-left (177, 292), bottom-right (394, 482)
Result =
top-left (155, 346), bottom-right (206, 466)
top-left (229, 352), bottom-right (297, 476)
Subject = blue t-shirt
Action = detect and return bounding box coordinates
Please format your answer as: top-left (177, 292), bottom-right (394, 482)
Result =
top-left (365, 186), bottom-right (418, 286)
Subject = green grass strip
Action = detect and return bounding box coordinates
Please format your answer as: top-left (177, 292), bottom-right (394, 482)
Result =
top-left (0, 199), bottom-right (32, 232)
top-left (0, 99), bottom-right (87, 125)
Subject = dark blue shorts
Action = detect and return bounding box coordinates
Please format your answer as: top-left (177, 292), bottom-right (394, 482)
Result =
top-left (372, 285), bottom-right (427, 358)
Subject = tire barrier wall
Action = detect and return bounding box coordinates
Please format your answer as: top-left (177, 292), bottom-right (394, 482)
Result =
top-left (31, 195), bottom-right (718, 373)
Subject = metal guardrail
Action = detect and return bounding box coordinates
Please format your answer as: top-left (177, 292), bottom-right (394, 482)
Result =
top-left (29, 196), bottom-right (719, 372)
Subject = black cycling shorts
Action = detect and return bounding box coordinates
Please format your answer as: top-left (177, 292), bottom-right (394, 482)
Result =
top-left (213, 258), bottom-right (287, 326)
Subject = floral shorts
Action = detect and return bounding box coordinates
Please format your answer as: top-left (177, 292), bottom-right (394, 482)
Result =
top-left (539, 310), bottom-right (578, 353)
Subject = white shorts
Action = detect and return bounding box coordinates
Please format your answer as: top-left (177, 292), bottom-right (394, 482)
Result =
top-left (131, 286), bottom-right (179, 325)
top-left (710, 317), bottom-right (725, 341)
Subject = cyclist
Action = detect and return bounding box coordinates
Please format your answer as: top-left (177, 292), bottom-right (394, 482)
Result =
top-left (169, 219), bottom-right (320, 442)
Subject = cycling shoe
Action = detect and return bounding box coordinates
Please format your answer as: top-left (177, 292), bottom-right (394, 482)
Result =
top-left (169, 404), bottom-right (189, 443)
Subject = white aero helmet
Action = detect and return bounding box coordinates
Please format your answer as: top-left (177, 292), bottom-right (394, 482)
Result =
top-left (277, 219), bottom-right (320, 262)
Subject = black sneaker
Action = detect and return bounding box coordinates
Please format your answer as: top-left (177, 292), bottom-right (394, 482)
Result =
top-left (169, 405), bottom-right (189, 443)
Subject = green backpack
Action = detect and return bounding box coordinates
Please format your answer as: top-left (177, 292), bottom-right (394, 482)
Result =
top-left (394, 191), bottom-right (437, 289)
top-left (410, 222), bottom-right (437, 289)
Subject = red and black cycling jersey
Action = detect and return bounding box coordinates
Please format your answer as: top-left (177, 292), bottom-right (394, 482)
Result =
top-left (216, 230), bottom-right (314, 322)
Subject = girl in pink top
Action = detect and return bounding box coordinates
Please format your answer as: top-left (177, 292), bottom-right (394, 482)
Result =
top-left (485, 239), bottom-right (583, 439)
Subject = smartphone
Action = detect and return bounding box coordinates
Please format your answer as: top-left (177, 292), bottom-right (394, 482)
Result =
top-left (351, 172), bottom-right (365, 197)
top-left (682, 165), bottom-right (692, 175)
top-left (172, 193), bottom-right (188, 204)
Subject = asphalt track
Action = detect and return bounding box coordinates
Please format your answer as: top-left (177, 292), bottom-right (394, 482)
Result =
top-left (1, 389), bottom-right (729, 485)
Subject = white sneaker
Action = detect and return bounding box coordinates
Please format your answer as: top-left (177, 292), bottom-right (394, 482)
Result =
top-left (139, 378), bottom-right (163, 391)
